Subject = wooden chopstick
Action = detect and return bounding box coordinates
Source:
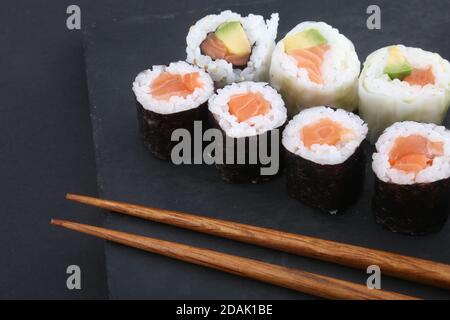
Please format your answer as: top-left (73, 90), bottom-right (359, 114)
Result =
top-left (66, 193), bottom-right (450, 290)
top-left (51, 219), bottom-right (418, 300)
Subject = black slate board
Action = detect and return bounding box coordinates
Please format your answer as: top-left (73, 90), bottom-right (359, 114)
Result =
top-left (84, 0), bottom-right (450, 299)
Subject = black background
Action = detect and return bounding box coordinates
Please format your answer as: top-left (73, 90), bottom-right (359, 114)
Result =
top-left (1, 0), bottom-right (450, 300)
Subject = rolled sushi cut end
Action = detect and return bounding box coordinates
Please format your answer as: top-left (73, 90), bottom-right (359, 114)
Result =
top-left (209, 81), bottom-right (287, 138)
top-left (186, 10), bottom-right (279, 87)
top-left (208, 81), bottom-right (287, 183)
top-left (372, 121), bottom-right (450, 235)
top-left (282, 107), bottom-right (368, 214)
top-left (270, 22), bottom-right (360, 116)
top-left (359, 45), bottom-right (450, 142)
top-left (132, 61), bottom-right (214, 160)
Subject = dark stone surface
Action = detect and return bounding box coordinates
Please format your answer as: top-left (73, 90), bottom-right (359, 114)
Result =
top-left (84, 0), bottom-right (450, 299)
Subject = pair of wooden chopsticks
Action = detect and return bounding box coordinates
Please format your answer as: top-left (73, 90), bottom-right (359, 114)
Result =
top-left (52, 194), bottom-right (449, 299)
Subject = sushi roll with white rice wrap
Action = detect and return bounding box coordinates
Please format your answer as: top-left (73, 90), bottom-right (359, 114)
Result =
top-left (359, 45), bottom-right (450, 142)
top-left (282, 107), bottom-right (368, 214)
top-left (270, 22), bottom-right (360, 116)
top-left (133, 61), bottom-right (214, 160)
top-left (208, 81), bottom-right (287, 183)
top-left (186, 10), bottom-right (279, 87)
top-left (372, 121), bottom-right (450, 235)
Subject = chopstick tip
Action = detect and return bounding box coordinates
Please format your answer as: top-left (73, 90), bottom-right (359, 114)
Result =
top-left (66, 193), bottom-right (76, 200)
top-left (51, 219), bottom-right (64, 226)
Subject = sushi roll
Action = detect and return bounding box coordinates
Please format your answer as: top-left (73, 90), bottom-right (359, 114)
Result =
top-left (132, 61), bottom-right (214, 160)
top-left (372, 121), bottom-right (450, 235)
top-left (282, 107), bottom-right (368, 214)
top-left (359, 45), bottom-right (450, 142)
top-left (186, 10), bottom-right (279, 88)
top-left (270, 22), bottom-right (360, 116)
top-left (208, 81), bottom-right (287, 183)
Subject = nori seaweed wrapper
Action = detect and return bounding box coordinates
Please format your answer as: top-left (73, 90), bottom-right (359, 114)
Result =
top-left (284, 142), bottom-right (367, 214)
top-left (136, 101), bottom-right (207, 160)
top-left (373, 177), bottom-right (450, 236)
top-left (209, 112), bottom-right (284, 184)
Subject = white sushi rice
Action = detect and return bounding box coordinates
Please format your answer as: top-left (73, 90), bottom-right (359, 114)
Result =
top-left (282, 107), bottom-right (368, 165)
top-left (270, 22), bottom-right (360, 115)
top-left (359, 45), bottom-right (450, 142)
top-left (373, 121), bottom-right (450, 185)
top-left (208, 81), bottom-right (287, 138)
top-left (186, 10), bottom-right (279, 87)
top-left (132, 61), bottom-right (214, 114)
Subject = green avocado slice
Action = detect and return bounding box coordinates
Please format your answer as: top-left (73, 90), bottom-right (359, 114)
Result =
top-left (384, 47), bottom-right (413, 80)
top-left (214, 22), bottom-right (251, 56)
top-left (283, 29), bottom-right (328, 54)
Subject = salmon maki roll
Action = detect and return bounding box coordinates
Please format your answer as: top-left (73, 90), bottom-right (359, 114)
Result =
top-left (282, 107), bottom-right (368, 214)
top-left (372, 121), bottom-right (450, 235)
top-left (132, 61), bottom-right (214, 160)
top-left (208, 82), bottom-right (287, 183)
top-left (270, 22), bottom-right (360, 116)
top-left (186, 10), bottom-right (279, 88)
top-left (359, 45), bottom-right (450, 142)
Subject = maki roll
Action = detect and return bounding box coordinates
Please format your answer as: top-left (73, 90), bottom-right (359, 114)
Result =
top-left (208, 81), bottom-right (287, 183)
top-left (372, 121), bottom-right (450, 235)
top-left (186, 10), bottom-right (279, 87)
top-left (270, 22), bottom-right (360, 116)
top-left (132, 61), bottom-right (214, 160)
top-left (359, 45), bottom-right (450, 142)
top-left (282, 107), bottom-right (368, 214)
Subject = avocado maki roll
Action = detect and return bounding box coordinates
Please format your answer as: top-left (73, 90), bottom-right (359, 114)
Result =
top-left (270, 22), bottom-right (360, 116)
top-left (359, 45), bottom-right (450, 142)
top-left (132, 61), bottom-right (214, 160)
top-left (372, 121), bottom-right (450, 235)
top-left (208, 81), bottom-right (287, 183)
top-left (186, 10), bottom-right (279, 88)
top-left (282, 107), bottom-right (368, 214)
